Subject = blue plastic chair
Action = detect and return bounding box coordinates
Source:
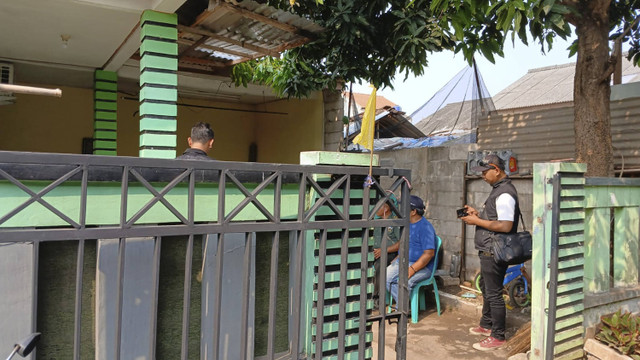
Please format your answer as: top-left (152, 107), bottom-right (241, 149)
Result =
top-left (387, 236), bottom-right (442, 323)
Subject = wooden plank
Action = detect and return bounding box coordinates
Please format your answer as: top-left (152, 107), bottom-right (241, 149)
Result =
top-left (555, 315), bottom-right (583, 331)
top-left (554, 326), bottom-right (583, 343)
top-left (313, 284), bottom-right (372, 301)
top-left (315, 236), bottom-right (373, 250)
top-left (558, 246), bottom-right (583, 258)
top-left (554, 348), bottom-right (585, 360)
top-left (558, 234), bottom-right (584, 246)
top-left (312, 332), bottom-right (373, 353)
top-left (312, 299), bottom-right (373, 317)
top-left (557, 281), bottom-right (584, 295)
top-left (559, 222), bottom-right (583, 234)
top-left (557, 269), bottom-right (584, 282)
top-left (560, 200), bottom-right (584, 210)
top-left (614, 206), bottom-right (639, 287)
top-left (558, 257), bottom-right (584, 270)
top-left (556, 292), bottom-right (584, 307)
top-left (316, 268), bottom-right (374, 283)
top-left (315, 252), bottom-right (373, 266)
top-left (560, 177), bottom-right (585, 186)
top-left (585, 186), bottom-right (640, 208)
top-left (559, 210), bottom-right (585, 222)
top-left (553, 338), bottom-right (584, 356)
top-left (556, 303), bottom-right (584, 318)
top-left (560, 189), bottom-right (584, 198)
top-left (584, 208), bottom-right (610, 292)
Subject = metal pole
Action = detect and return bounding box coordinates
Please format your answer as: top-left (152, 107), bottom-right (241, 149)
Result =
top-left (0, 84), bottom-right (62, 97)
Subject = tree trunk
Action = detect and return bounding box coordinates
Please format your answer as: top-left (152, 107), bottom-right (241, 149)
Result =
top-left (573, 1), bottom-right (614, 177)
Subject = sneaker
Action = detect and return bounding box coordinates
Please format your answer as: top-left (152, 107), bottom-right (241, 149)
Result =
top-left (473, 336), bottom-right (506, 351)
top-left (468, 326), bottom-right (492, 336)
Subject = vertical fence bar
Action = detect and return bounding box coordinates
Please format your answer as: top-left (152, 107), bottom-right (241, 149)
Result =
top-left (30, 240), bottom-right (39, 357)
top-left (73, 239), bottom-right (85, 360)
top-left (397, 177), bottom-right (411, 360)
top-left (545, 174), bottom-right (561, 360)
top-left (337, 228), bottom-right (349, 359)
top-left (240, 232), bottom-right (252, 360)
top-left (73, 164), bottom-right (88, 360)
top-left (188, 169), bottom-right (195, 225)
top-left (266, 231), bottom-right (280, 360)
top-left (114, 237), bottom-right (126, 360)
top-left (291, 229), bottom-right (304, 359)
top-left (358, 182), bottom-right (371, 359)
top-left (211, 233), bottom-right (225, 358)
top-left (149, 236), bottom-right (162, 359)
top-left (181, 234), bottom-right (194, 360)
top-left (314, 229), bottom-right (328, 359)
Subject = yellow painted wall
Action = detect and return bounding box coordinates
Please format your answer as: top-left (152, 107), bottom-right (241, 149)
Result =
top-left (254, 93), bottom-right (324, 164)
top-left (0, 83), bottom-right (324, 163)
top-left (117, 96), bottom-right (257, 161)
top-left (0, 85), bottom-right (94, 154)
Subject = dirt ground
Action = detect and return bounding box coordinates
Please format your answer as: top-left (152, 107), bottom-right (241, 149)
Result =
top-left (371, 287), bottom-right (531, 360)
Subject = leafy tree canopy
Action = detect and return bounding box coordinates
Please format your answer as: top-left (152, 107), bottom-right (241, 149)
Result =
top-left (232, 0), bottom-right (640, 99)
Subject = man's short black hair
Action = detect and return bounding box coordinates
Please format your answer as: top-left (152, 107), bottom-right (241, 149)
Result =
top-left (191, 122), bottom-right (214, 144)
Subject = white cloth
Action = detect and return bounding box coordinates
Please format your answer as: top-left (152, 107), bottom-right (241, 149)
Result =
top-left (495, 193), bottom-right (515, 221)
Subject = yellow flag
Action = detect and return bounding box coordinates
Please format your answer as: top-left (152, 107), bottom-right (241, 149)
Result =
top-left (352, 86), bottom-right (377, 150)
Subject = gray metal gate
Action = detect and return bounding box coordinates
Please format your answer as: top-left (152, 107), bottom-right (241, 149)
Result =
top-left (0, 151), bottom-right (411, 359)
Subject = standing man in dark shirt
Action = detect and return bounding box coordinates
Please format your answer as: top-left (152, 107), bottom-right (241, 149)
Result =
top-left (176, 122), bottom-right (215, 160)
top-left (460, 154), bottom-right (521, 351)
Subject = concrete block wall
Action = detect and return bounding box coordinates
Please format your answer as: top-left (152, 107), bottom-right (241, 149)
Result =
top-left (379, 144), bottom-right (533, 281)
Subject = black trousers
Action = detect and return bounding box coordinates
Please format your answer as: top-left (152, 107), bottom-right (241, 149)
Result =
top-left (479, 253), bottom-right (509, 340)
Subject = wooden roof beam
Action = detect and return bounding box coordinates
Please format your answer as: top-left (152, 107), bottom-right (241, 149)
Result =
top-left (177, 24), bottom-right (281, 58)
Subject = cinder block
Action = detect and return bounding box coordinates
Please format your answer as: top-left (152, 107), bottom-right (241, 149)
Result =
top-left (95, 70), bottom-right (118, 82)
top-left (95, 101), bottom-right (117, 111)
top-left (449, 144), bottom-right (477, 160)
top-left (140, 118), bottom-right (177, 132)
top-left (140, 24), bottom-right (178, 41)
top-left (140, 39), bottom-right (178, 56)
top-left (94, 130), bottom-right (117, 140)
top-left (94, 120), bottom-right (117, 130)
top-left (95, 111), bottom-right (117, 121)
top-left (95, 81), bottom-right (117, 91)
top-left (140, 86), bottom-right (177, 102)
top-left (95, 90), bottom-right (117, 101)
top-left (139, 133), bottom-right (176, 147)
top-left (140, 71), bottom-right (177, 87)
top-left (139, 102), bottom-right (177, 117)
top-left (93, 140), bottom-right (117, 149)
top-left (139, 148), bottom-right (176, 159)
top-left (141, 10), bottom-right (177, 25)
top-left (139, 54), bottom-right (178, 71)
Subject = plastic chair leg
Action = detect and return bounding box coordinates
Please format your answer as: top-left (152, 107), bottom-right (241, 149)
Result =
top-left (433, 282), bottom-right (441, 316)
top-left (411, 288), bottom-right (420, 324)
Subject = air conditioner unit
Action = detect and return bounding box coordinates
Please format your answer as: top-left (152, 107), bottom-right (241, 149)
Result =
top-left (0, 62), bottom-right (16, 105)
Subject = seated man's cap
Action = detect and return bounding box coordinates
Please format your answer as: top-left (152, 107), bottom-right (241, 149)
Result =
top-left (470, 154), bottom-right (505, 172)
top-left (410, 195), bottom-right (425, 210)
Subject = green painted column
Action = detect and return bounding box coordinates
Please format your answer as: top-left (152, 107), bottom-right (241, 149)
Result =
top-left (301, 151), bottom-right (378, 359)
top-left (94, 70), bottom-right (118, 155)
top-left (139, 10), bottom-right (178, 159)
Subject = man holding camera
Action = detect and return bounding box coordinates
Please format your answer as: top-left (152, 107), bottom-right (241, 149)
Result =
top-left (459, 154), bottom-right (521, 351)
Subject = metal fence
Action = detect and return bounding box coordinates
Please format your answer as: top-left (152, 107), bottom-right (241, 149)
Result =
top-left (0, 150), bottom-right (412, 360)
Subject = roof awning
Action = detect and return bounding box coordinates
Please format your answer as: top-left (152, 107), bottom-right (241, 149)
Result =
top-left (170, 0), bottom-right (324, 74)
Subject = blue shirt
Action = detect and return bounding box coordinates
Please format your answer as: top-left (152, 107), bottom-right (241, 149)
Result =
top-left (409, 217), bottom-right (437, 272)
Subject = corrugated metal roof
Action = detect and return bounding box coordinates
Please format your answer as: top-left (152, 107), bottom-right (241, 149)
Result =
top-left (171, 0), bottom-right (324, 74)
top-left (349, 106), bottom-right (425, 139)
top-left (493, 56), bottom-right (640, 111)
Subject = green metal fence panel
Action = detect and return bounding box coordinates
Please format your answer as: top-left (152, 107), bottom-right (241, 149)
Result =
top-left (613, 207), bottom-right (639, 287)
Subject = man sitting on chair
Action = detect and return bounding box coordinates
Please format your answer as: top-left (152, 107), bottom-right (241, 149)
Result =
top-left (386, 195), bottom-right (437, 305)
